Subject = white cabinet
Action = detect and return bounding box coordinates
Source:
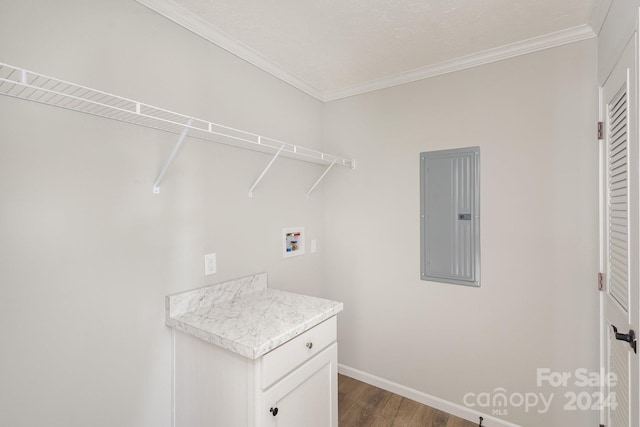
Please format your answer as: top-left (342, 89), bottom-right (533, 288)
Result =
top-left (262, 344), bottom-right (336, 427)
top-left (174, 316), bottom-right (338, 427)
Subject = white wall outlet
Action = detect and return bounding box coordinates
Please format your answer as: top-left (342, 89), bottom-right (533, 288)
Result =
top-left (204, 253), bottom-right (217, 275)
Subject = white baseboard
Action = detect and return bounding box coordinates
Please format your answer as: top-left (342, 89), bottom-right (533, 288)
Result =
top-left (338, 364), bottom-right (522, 427)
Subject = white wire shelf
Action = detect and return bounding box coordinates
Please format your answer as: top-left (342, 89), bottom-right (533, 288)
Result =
top-left (0, 62), bottom-right (355, 195)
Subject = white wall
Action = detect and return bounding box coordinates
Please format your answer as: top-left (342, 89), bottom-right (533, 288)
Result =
top-left (0, 1), bottom-right (328, 426)
top-left (598, 0), bottom-right (639, 84)
top-left (322, 40), bottom-right (598, 426)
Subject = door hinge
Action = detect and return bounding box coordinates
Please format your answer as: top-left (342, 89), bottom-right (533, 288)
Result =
top-left (598, 272), bottom-right (605, 291)
top-left (598, 122), bottom-right (604, 140)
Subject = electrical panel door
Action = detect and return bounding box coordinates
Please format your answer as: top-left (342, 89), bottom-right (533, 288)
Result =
top-left (420, 147), bottom-right (480, 286)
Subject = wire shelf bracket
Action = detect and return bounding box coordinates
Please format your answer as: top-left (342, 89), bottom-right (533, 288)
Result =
top-left (153, 118), bottom-right (194, 194)
top-left (248, 142), bottom-right (285, 198)
top-left (0, 62), bottom-right (356, 196)
top-left (306, 159), bottom-right (338, 198)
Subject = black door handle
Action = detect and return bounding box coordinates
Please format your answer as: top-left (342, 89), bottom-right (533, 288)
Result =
top-left (612, 325), bottom-right (637, 354)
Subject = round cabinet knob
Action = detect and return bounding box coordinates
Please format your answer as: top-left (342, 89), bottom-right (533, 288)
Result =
top-left (306, 342), bottom-right (313, 349)
top-left (270, 407), bottom-right (278, 416)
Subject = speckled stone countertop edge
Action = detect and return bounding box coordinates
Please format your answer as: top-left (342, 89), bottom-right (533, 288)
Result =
top-left (166, 316), bottom-right (257, 358)
top-left (165, 274), bottom-right (343, 359)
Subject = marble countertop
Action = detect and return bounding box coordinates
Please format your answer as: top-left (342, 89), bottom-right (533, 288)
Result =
top-left (165, 273), bottom-right (343, 359)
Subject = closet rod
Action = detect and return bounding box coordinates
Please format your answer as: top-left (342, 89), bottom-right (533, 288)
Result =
top-left (0, 63), bottom-right (356, 172)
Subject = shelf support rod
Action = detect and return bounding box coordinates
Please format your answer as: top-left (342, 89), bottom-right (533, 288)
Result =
top-left (152, 118), bottom-right (194, 194)
top-left (248, 144), bottom-right (285, 197)
top-left (306, 159), bottom-right (337, 198)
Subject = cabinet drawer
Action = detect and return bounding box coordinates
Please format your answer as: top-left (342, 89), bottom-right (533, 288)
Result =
top-left (261, 316), bottom-right (337, 390)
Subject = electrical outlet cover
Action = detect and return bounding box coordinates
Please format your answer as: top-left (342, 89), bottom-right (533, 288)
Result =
top-left (204, 253), bottom-right (217, 275)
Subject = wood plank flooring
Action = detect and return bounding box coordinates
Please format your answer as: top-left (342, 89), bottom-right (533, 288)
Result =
top-left (338, 374), bottom-right (479, 427)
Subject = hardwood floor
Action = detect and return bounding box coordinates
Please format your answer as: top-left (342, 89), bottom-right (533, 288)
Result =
top-left (338, 374), bottom-right (479, 427)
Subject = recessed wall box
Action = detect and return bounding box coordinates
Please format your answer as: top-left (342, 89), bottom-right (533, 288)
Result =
top-left (283, 227), bottom-right (305, 258)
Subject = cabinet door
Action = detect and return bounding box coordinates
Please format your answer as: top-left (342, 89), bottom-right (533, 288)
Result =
top-left (262, 343), bottom-right (337, 427)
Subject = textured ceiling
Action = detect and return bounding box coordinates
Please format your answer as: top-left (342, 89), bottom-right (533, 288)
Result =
top-left (141, 0), bottom-right (600, 100)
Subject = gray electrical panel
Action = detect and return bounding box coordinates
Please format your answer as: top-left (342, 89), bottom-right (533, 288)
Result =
top-left (420, 146), bottom-right (480, 286)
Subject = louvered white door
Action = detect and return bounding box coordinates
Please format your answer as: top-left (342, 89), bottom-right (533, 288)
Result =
top-left (600, 33), bottom-right (639, 427)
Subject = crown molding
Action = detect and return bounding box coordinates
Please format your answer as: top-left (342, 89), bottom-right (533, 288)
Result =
top-left (323, 24), bottom-right (596, 101)
top-left (136, 0), bottom-right (326, 101)
top-left (137, 0), bottom-right (596, 103)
